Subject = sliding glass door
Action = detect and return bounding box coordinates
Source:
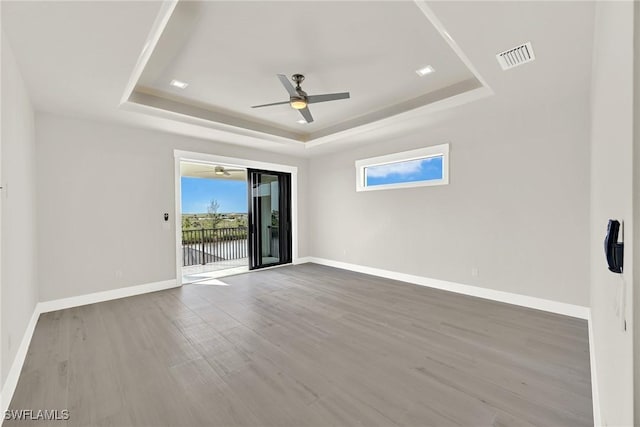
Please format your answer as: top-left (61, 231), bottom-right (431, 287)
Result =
top-left (248, 169), bottom-right (292, 269)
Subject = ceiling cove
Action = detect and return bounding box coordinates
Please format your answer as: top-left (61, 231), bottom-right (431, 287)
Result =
top-left (120, 1), bottom-right (492, 149)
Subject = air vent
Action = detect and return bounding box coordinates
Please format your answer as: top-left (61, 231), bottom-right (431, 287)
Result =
top-left (496, 42), bottom-right (535, 70)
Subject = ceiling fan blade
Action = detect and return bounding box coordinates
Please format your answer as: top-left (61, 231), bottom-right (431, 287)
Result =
top-left (251, 100), bottom-right (290, 108)
top-left (223, 171), bottom-right (231, 177)
top-left (299, 107), bottom-right (314, 123)
top-left (277, 74), bottom-right (298, 97)
top-left (307, 92), bottom-right (350, 104)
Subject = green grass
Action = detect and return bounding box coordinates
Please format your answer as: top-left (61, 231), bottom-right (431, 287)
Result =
top-left (181, 213), bottom-right (248, 231)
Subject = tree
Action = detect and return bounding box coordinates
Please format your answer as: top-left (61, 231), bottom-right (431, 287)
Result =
top-left (236, 215), bottom-right (248, 228)
top-left (206, 199), bottom-right (223, 229)
top-left (182, 216), bottom-right (193, 230)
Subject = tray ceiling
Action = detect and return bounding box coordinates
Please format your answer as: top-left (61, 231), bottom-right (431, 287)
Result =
top-left (125, 1), bottom-right (485, 144)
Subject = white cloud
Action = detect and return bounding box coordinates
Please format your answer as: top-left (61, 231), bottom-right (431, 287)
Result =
top-left (366, 158), bottom-right (433, 178)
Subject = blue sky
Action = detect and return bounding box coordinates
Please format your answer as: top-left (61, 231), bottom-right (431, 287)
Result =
top-left (366, 156), bottom-right (443, 186)
top-left (181, 177), bottom-right (247, 213)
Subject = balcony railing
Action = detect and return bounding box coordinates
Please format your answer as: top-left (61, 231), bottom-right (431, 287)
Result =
top-left (182, 227), bottom-right (248, 267)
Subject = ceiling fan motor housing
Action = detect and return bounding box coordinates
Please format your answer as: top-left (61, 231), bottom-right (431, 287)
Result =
top-left (289, 75), bottom-right (308, 109)
top-left (292, 74), bottom-right (305, 87)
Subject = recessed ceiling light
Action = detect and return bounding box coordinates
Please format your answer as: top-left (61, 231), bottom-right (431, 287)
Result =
top-left (415, 65), bottom-right (435, 77)
top-left (297, 119), bottom-right (307, 124)
top-left (170, 79), bottom-right (189, 89)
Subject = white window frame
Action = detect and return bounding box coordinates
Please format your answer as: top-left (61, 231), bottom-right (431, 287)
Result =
top-left (355, 143), bottom-right (449, 192)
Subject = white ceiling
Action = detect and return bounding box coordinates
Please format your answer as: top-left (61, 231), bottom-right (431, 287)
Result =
top-left (1, 1), bottom-right (596, 157)
top-left (1, 1), bottom-right (161, 122)
top-left (135, 1), bottom-right (476, 140)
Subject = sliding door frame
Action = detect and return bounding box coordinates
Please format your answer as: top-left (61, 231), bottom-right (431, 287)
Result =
top-left (173, 150), bottom-right (299, 286)
top-left (247, 169), bottom-right (292, 270)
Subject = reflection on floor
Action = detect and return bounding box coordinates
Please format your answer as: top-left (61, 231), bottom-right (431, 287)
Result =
top-left (261, 256), bottom-right (280, 265)
top-left (182, 258), bottom-right (248, 284)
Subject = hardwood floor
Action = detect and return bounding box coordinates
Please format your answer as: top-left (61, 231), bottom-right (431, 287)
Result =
top-left (7, 264), bottom-right (593, 426)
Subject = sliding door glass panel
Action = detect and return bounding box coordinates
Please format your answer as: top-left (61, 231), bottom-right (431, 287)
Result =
top-left (259, 174), bottom-right (280, 264)
top-left (248, 170), bottom-right (291, 269)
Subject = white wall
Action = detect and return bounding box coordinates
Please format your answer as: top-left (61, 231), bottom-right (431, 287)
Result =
top-left (635, 2), bottom-right (640, 423)
top-left (36, 113), bottom-right (309, 301)
top-left (590, 2), bottom-right (635, 426)
top-left (308, 90), bottom-right (591, 307)
top-left (0, 34), bottom-right (38, 389)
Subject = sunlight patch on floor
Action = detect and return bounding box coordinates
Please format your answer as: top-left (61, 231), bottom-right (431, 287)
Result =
top-left (195, 278), bottom-right (230, 286)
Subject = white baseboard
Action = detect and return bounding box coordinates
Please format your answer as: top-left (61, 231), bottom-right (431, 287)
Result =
top-left (0, 278), bottom-right (179, 424)
top-left (306, 257), bottom-right (590, 319)
top-left (588, 312), bottom-right (601, 426)
top-left (1, 307), bottom-right (40, 421)
top-left (293, 256), bottom-right (312, 265)
top-left (38, 279), bottom-right (178, 314)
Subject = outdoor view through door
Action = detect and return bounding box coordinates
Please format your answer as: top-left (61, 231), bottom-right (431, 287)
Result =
top-left (180, 161), bottom-right (292, 284)
top-left (180, 162), bottom-right (249, 283)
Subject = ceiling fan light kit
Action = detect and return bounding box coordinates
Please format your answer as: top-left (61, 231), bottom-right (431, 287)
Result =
top-left (251, 74), bottom-right (350, 124)
top-left (290, 98), bottom-right (308, 110)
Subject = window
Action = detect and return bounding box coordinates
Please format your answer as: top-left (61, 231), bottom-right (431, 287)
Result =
top-left (355, 143), bottom-right (449, 192)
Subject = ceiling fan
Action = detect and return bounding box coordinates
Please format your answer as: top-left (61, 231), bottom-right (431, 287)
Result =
top-left (251, 74), bottom-right (350, 123)
top-left (208, 166), bottom-right (244, 177)
top-left (201, 166), bottom-right (244, 176)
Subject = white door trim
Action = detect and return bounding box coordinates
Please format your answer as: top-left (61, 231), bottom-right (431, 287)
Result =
top-left (173, 150), bottom-right (299, 284)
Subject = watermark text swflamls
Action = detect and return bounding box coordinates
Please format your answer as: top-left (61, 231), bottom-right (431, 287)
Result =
top-left (4, 409), bottom-right (70, 421)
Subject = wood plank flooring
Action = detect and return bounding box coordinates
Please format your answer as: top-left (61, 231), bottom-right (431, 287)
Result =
top-left (7, 264), bottom-right (593, 426)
